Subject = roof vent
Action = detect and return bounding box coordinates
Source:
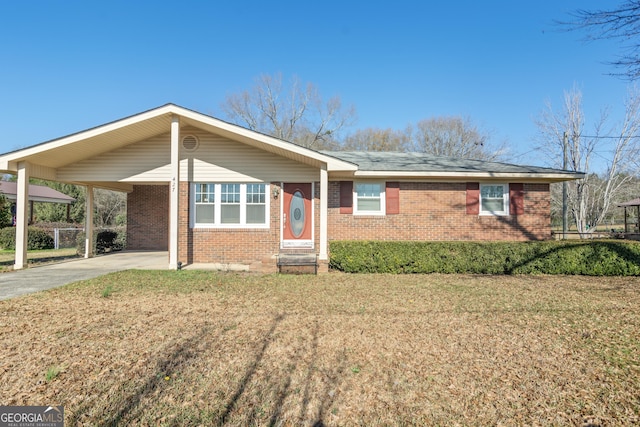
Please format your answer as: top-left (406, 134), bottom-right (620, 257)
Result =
top-left (182, 135), bottom-right (199, 151)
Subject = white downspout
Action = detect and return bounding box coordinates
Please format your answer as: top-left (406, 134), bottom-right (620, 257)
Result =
top-left (14, 161), bottom-right (29, 270)
top-left (169, 115), bottom-right (180, 269)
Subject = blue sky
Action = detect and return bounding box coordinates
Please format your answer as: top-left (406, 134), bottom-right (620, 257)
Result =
top-left (0, 1), bottom-right (630, 167)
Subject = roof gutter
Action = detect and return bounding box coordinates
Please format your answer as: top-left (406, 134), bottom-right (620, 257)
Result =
top-left (350, 170), bottom-right (586, 182)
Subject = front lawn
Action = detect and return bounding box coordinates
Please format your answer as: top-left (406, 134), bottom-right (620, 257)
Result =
top-left (0, 271), bottom-right (638, 426)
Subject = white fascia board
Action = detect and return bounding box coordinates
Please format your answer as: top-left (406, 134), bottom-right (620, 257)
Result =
top-left (0, 103), bottom-right (358, 174)
top-left (1, 195), bottom-right (72, 204)
top-left (0, 105), bottom-right (176, 162)
top-left (352, 170), bottom-right (585, 182)
top-left (30, 196), bottom-right (73, 204)
top-left (174, 106), bottom-right (358, 172)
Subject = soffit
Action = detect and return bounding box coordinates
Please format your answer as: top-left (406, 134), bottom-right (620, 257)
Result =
top-left (0, 104), bottom-right (357, 175)
top-left (10, 114), bottom-right (173, 170)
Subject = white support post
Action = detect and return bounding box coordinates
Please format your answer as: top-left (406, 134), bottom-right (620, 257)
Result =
top-left (319, 165), bottom-right (328, 261)
top-left (14, 162), bottom-right (29, 270)
top-left (85, 185), bottom-right (94, 258)
top-left (169, 115), bottom-right (180, 269)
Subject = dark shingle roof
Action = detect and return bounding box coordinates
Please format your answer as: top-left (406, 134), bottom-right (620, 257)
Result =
top-left (321, 151), bottom-right (579, 176)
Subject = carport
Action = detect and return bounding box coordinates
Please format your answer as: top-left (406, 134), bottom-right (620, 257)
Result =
top-left (0, 181), bottom-right (75, 224)
top-left (0, 105), bottom-right (184, 270)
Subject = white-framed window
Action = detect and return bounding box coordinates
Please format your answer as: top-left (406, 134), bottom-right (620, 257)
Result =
top-left (194, 183), bottom-right (215, 224)
top-left (246, 183), bottom-right (267, 224)
top-left (480, 184), bottom-right (509, 215)
top-left (354, 181), bottom-right (385, 215)
top-left (192, 183), bottom-right (269, 228)
top-left (221, 183), bottom-right (241, 224)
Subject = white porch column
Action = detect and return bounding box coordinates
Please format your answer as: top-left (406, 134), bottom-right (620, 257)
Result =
top-left (319, 165), bottom-right (328, 261)
top-left (14, 161), bottom-right (30, 270)
top-left (169, 115), bottom-right (180, 269)
top-left (84, 185), bottom-right (94, 258)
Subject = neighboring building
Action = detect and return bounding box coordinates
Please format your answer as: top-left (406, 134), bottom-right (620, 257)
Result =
top-left (0, 181), bottom-right (75, 224)
top-left (0, 104), bottom-right (584, 271)
top-left (617, 197), bottom-right (640, 235)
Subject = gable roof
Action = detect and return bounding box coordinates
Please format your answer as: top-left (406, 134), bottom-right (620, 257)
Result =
top-left (323, 151), bottom-right (584, 182)
top-left (0, 103), bottom-right (357, 180)
top-left (0, 104), bottom-right (582, 185)
top-left (0, 181), bottom-right (75, 204)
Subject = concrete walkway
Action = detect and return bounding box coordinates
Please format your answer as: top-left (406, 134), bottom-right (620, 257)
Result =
top-left (0, 251), bottom-right (168, 300)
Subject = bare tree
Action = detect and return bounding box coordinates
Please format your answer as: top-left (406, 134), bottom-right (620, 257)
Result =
top-left (221, 73), bottom-right (356, 149)
top-left (340, 117), bottom-right (506, 160)
top-left (342, 128), bottom-right (411, 152)
top-left (94, 189), bottom-right (126, 227)
top-left (564, 1), bottom-right (640, 80)
top-left (406, 116), bottom-right (507, 161)
top-left (535, 85), bottom-right (640, 233)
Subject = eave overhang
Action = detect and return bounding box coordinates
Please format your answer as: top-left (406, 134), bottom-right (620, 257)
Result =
top-left (345, 170), bottom-right (585, 182)
top-left (0, 104), bottom-right (358, 185)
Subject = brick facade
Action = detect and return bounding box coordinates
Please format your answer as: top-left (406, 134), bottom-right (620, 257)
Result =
top-left (127, 180), bottom-right (551, 271)
top-left (328, 181), bottom-right (551, 241)
top-left (127, 184), bottom-right (169, 250)
top-left (177, 182), bottom-right (283, 272)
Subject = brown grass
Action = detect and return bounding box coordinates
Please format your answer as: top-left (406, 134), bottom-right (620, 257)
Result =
top-left (0, 271), bottom-right (638, 426)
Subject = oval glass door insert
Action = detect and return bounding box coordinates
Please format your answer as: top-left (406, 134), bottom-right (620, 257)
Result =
top-left (289, 190), bottom-right (305, 238)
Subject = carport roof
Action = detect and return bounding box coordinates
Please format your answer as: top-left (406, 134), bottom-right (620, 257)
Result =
top-left (0, 103), bottom-right (357, 179)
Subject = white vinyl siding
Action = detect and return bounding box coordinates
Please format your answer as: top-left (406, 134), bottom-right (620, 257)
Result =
top-left (57, 129), bottom-right (319, 183)
top-left (192, 183), bottom-right (269, 228)
top-left (57, 137), bottom-right (170, 182)
top-left (183, 132), bottom-right (318, 182)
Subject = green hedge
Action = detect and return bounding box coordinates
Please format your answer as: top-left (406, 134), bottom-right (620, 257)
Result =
top-left (329, 240), bottom-right (640, 276)
top-left (76, 228), bottom-right (126, 255)
top-left (0, 226), bottom-right (55, 250)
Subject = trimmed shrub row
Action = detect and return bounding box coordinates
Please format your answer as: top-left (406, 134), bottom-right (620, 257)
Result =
top-left (0, 227), bottom-right (55, 250)
top-left (329, 240), bottom-right (640, 276)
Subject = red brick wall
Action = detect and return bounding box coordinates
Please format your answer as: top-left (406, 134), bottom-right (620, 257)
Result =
top-left (127, 185), bottom-right (169, 250)
top-left (328, 182), bottom-right (551, 241)
top-left (127, 181), bottom-right (551, 270)
top-left (177, 182), bottom-right (283, 269)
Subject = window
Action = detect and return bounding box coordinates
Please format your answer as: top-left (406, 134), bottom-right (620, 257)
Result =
top-left (480, 184), bottom-right (509, 215)
top-left (246, 183), bottom-right (267, 224)
top-left (194, 183), bottom-right (215, 224)
top-left (354, 182), bottom-right (385, 215)
top-left (221, 184), bottom-right (241, 224)
top-left (192, 183), bottom-right (268, 227)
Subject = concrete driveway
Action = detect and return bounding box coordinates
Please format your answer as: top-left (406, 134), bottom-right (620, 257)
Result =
top-left (0, 251), bottom-right (168, 300)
